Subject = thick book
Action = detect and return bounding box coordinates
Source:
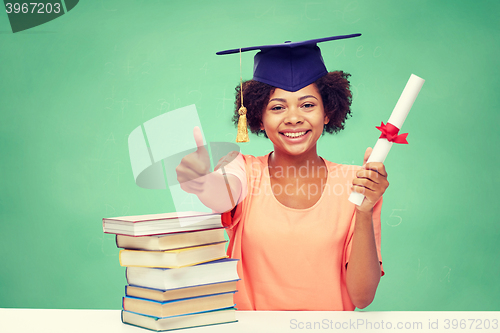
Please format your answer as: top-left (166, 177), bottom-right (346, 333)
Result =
top-left (126, 280), bottom-right (238, 302)
top-left (121, 308), bottom-right (237, 331)
top-left (119, 242), bottom-right (228, 268)
top-left (116, 228), bottom-right (226, 251)
top-left (103, 211), bottom-right (222, 236)
top-left (126, 258), bottom-right (239, 290)
top-left (122, 292), bottom-right (235, 318)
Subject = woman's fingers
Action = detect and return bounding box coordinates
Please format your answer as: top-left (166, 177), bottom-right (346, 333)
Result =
top-left (364, 162), bottom-right (387, 177)
top-left (352, 162), bottom-right (389, 209)
top-left (355, 163), bottom-right (387, 182)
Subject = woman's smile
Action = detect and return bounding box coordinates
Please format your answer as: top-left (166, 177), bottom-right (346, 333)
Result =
top-left (280, 129), bottom-right (312, 143)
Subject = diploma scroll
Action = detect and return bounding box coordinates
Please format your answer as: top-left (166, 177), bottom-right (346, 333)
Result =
top-left (348, 74), bottom-right (425, 206)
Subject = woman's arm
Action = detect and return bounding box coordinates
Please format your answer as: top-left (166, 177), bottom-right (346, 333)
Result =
top-left (195, 172), bottom-right (242, 213)
top-left (346, 149), bottom-right (389, 308)
top-left (345, 208), bottom-right (381, 309)
top-left (175, 127), bottom-right (242, 213)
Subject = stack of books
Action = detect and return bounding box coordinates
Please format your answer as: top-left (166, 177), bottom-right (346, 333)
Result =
top-left (103, 211), bottom-right (239, 331)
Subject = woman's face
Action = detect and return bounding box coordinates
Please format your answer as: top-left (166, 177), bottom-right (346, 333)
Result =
top-left (260, 83), bottom-right (329, 158)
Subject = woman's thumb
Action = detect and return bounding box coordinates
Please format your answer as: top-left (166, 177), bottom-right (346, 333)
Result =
top-left (193, 126), bottom-right (205, 149)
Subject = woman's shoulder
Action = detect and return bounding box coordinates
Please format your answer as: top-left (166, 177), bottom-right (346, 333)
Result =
top-left (215, 152), bottom-right (270, 176)
top-left (238, 152), bottom-right (270, 168)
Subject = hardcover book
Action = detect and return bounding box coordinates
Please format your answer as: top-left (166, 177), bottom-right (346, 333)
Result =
top-left (103, 211), bottom-right (222, 236)
top-left (119, 242), bottom-right (228, 268)
top-left (122, 292), bottom-right (235, 318)
top-left (126, 258), bottom-right (239, 290)
top-left (125, 280), bottom-right (238, 302)
top-left (116, 228), bottom-right (226, 251)
top-left (121, 307), bottom-right (237, 331)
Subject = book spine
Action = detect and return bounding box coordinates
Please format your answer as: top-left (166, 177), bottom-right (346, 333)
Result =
top-left (125, 267), bottom-right (130, 285)
top-left (118, 250), bottom-right (124, 266)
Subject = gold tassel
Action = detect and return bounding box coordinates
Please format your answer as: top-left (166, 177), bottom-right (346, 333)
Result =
top-left (236, 106), bottom-right (249, 142)
top-left (236, 48), bottom-right (249, 143)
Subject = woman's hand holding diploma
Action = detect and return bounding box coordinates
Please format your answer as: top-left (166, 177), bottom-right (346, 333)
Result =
top-left (351, 147), bottom-right (389, 213)
top-left (176, 127), bottom-right (241, 213)
top-left (348, 74), bottom-right (424, 206)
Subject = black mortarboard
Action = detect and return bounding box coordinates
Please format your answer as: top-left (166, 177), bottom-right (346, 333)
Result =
top-left (216, 34), bottom-right (361, 92)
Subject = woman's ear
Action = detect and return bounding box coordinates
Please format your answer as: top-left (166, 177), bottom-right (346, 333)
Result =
top-left (324, 115), bottom-right (330, 125)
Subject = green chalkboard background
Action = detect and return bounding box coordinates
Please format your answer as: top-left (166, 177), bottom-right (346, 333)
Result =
top-left (0, 0), bottom-right (499, 311)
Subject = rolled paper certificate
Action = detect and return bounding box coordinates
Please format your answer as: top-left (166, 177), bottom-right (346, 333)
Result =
top-left (348, 74), bottom-right (425, 206)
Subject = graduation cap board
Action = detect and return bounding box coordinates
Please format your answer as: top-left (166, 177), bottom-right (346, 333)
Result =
top-left (217, 33), bottom-right (361, 142)
top-left (216, 34), bottom-right (361, 92)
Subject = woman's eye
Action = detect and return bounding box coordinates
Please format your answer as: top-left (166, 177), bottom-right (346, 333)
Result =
top-left (271, 105), bottom-right (284, 111)
top-left (302, 103), bottom-right (315, 109)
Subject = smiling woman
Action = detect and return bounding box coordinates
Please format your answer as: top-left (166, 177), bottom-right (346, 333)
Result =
top-left (176, 34), bottom-right (389, 311)
top-left (233, 71), bottom-right (353, 138)
top-left (260, 84), bottom-right (329, 159)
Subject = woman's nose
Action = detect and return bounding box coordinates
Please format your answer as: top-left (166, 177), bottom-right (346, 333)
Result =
top-left (284, 107), bottom-right (304, 124)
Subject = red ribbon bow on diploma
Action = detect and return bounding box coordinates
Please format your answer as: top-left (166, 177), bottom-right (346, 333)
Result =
top-left (376, 122), bottom-right (409, 144)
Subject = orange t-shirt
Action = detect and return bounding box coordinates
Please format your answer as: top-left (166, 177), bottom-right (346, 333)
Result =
top-left (220, 153), bottom-right (383, 311)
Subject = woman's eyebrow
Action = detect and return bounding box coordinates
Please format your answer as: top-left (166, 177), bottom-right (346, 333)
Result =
top-left (268, 98), bottom-right (287, 103)
top-left (298, 95), bottom-right (319, 101)
top-left (268, 95), bottom-right (319, 104)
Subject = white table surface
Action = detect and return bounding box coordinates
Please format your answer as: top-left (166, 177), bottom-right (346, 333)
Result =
top-left (1, 308), bottom-right (499, 333)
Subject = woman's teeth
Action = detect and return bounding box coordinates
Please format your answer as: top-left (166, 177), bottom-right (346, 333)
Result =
top-left (283, 131), bottom-right (307, 138)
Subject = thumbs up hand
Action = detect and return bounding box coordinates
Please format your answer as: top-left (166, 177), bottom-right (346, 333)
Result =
top-left (176, 126), bottom-right (211, 195)
top-left (351, 147), bottom-right (389, 212)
